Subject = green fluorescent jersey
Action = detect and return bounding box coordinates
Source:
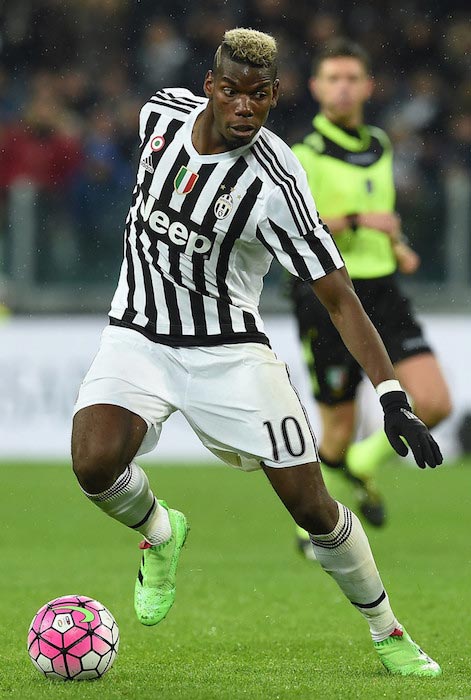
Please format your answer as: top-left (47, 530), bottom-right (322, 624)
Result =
top-left (292, 113), bottom-right (397, 279)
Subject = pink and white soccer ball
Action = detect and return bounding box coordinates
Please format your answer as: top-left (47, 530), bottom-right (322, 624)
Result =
top-left (27, 595), bottom-right (119, 680)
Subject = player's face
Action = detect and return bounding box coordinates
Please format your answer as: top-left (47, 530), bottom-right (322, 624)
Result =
top-left (204, 59), bottom-right (279, 147)
top-left (310, 57), bottom-right (373, 119)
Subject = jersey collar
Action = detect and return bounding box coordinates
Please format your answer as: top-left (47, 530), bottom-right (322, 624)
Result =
top-left (313, 113), bottom-right (371, 152)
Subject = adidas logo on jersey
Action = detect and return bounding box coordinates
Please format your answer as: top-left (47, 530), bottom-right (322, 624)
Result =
top-left (139, 193), bottom-right (212, 257)
top-left (141, 155), bottom-right (154, 174)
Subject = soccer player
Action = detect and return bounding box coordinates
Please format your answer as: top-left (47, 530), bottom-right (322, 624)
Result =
top-left (290, 39), bottom-right (451, 543)
top-left (72, 29), bottom-right (443, 677)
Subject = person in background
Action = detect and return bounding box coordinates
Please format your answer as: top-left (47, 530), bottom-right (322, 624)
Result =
top-left (290, 39), bottom-right (451, 556)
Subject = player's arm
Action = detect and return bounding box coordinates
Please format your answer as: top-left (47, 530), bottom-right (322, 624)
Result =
top-left (319, 215), bottom-right (357, 235)
top-left (326, 212), bottom-right (421, 274)
top-left (311, 267), bottom-right (442, 469)
top-left (316, 212), bottom-right (400, 236)
top-left (392, 240), bottom-right (421, 275)
top-left (313, 267), bottom-right (394, 385)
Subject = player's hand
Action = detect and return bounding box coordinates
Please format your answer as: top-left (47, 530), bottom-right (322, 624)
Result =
top-left (358, 212), bottom-right (401, 236)
top-left (393, 241), bottom-right (421, 275)
top-left (380, 390), bottom-right (443, 469)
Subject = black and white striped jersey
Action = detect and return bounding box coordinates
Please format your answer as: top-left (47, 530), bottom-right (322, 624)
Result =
top-left (109, 88), bottom-right (344, 346)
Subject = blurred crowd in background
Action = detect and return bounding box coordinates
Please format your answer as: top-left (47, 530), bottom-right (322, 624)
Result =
top-left (0, 0), bottom-right (470, 301)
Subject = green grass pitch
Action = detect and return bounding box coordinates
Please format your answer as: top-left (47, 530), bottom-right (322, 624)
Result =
top-left (1, 457), bottom-right (470, 699)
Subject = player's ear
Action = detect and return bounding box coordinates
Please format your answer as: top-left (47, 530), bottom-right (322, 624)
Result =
top-left (204, 70), bottom-right (214, 99)
top-left (364, 76), bottom-right (375, 101)
top-left (271, 79), bottom-right (280, 108)
top-left (308, 76), bottom-right (319, 101)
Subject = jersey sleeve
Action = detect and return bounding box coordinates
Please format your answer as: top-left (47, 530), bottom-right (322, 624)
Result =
top-left (138, 88), bottom-right (206, 146)
top-left (256, 159), bottom-right (344, 282)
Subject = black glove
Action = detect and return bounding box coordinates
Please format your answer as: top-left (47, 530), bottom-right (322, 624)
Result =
top-left (380, 391), bottom-right (443, 469)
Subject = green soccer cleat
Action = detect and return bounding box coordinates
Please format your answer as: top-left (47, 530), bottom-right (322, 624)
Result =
top-left (134, 500), bottom-right (189, 626)
top-left (374, 627), bottom-right (442, 677)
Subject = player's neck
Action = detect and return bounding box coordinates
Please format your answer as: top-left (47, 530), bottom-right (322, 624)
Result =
top-left (192, 109), bottom-right (238, 155)
top-left (322, 108), bottom-right (364, 131)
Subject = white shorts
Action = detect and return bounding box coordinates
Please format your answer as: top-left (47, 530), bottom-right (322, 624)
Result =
top-left (74, 326), bottom-right (318, 472)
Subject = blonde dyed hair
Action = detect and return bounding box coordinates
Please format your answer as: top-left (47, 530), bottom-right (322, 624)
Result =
top-left (214, 28), bottom-right (278, 74)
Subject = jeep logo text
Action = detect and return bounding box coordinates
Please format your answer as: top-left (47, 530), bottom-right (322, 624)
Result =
top-left (140, 194), bottom-right (212, 256)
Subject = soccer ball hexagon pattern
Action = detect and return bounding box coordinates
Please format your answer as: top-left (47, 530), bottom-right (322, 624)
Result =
top-left (27, 595), bottom-right (119, 680)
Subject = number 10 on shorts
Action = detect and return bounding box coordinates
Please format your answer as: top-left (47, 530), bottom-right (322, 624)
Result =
top-left (263, 417), bottom-right (306, 462)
